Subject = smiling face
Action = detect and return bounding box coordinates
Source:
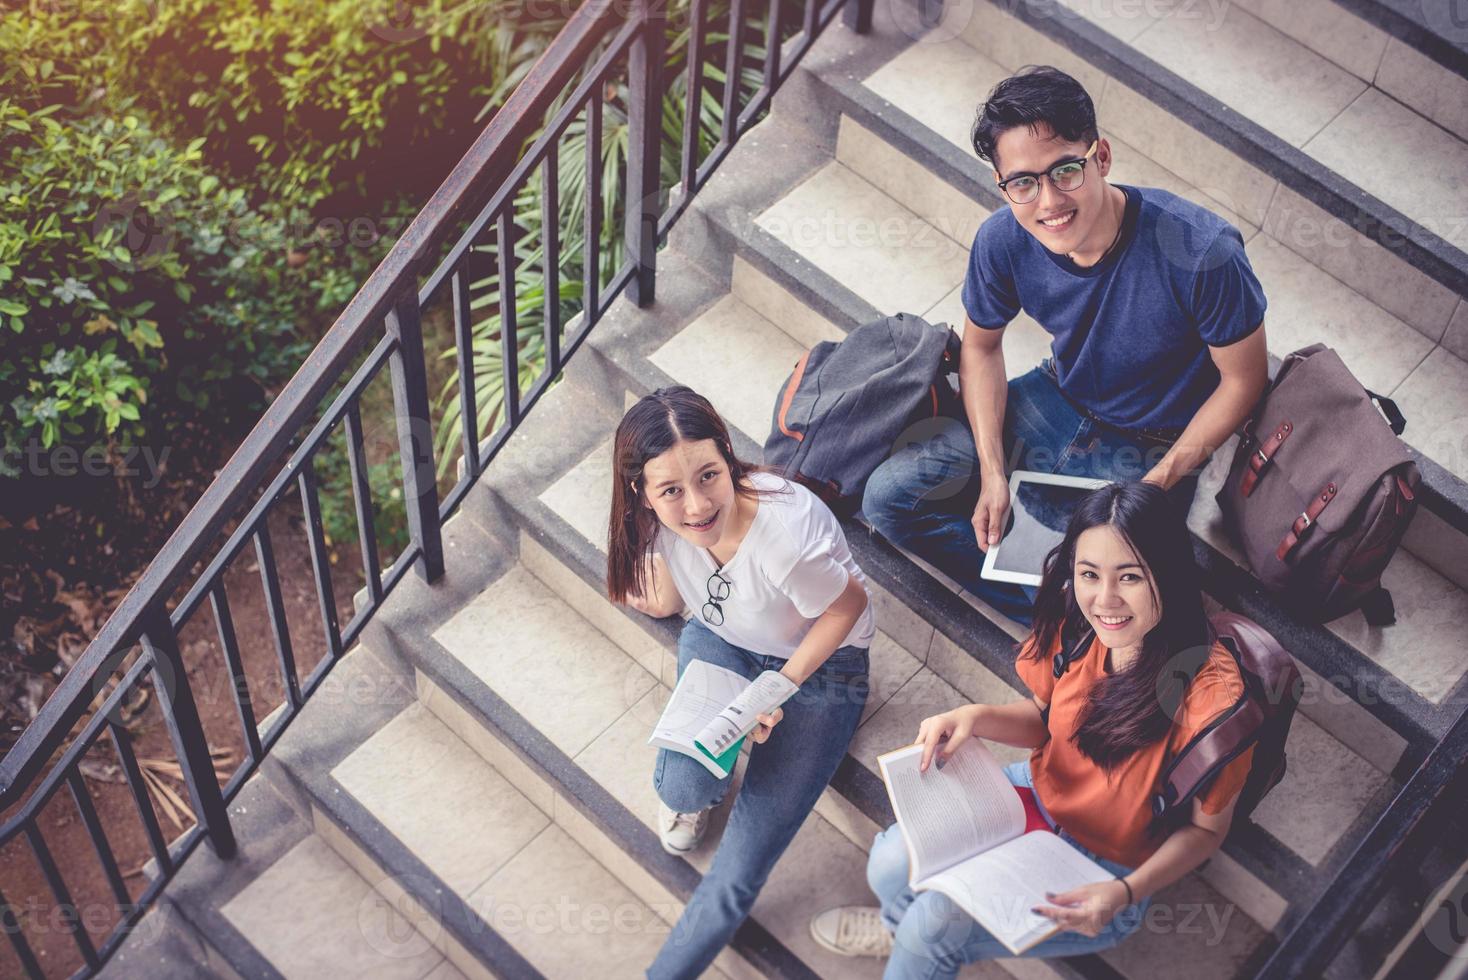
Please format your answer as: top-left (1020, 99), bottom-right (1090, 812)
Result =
top-left (640, 438), bottom-right (737, 547)
top-left (993, 124), bottom-right (1114, 258)
top-left (1072, 524), bottom-right (1161, 655)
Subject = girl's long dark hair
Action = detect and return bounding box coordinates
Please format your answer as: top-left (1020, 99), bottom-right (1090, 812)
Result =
top-left (606, 386), bottom-right (777, 604)
top-left (1024, 481), bottom-right (1211, 772)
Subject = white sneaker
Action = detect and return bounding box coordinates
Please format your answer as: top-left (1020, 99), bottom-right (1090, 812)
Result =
top-left (809, 906), bottom-right (894, 957)
top-left (658, 802), bottom-right (710, 855)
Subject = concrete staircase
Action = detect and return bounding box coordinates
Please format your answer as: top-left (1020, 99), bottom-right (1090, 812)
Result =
top-left (104, 0), bottom-right (1468, 976)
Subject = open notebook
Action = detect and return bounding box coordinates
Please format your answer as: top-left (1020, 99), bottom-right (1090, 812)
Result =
top-left (877, 740), bottom-right (1115, 954)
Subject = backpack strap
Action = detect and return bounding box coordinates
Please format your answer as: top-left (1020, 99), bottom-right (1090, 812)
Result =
top-left (776, 350), bottom-right (811, 442)
top-left (1151, 635), bottom-right (1261, 819)
top-left (1239, 419), bottom-right (1292, 497)
top-left (1038, 622), bottom-right (1096, 726)
top-left (1275, 481), bottom-right (1339, 563)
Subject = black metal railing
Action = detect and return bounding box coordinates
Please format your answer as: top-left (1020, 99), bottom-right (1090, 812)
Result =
top-left (0, 0), bottom-right (872, 972)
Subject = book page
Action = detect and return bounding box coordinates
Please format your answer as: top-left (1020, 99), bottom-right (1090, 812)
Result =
top-left (923, 831), bottom-right (1115, 955)
top-left (653, 660), bottom-right (750, 740)
top-left (694, 670), bottom-right (799, 756)
top-left (878, 741), bottom-right (1026, 883)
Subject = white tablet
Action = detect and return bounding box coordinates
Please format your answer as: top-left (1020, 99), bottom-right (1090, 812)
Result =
top-left (979, 471), bottom-right (1109, 587)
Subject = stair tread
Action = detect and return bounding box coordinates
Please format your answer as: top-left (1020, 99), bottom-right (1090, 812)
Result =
top-left (330, 702), bottom-right (551, 898)
top-left (431, 565), bottom-right (659, 759)
top-left (219, 833), bottom-right (450, 980)
top-left (1132, 4), bottom-right (1367, 149)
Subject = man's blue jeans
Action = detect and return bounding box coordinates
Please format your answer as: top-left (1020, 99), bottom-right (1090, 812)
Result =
top-left (868, 760), bottom-right (1151, 979)
top-left (862, 364), bottom-right (1200, 626)
top-left (647, 618), bottom-right (870, 979)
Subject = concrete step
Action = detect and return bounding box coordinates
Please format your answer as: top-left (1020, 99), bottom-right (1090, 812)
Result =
top-left (568, 246), bottom-right (1408, 921)
top-left (128, 766), bottom-right (479, 980)
top-left (1066, 0), bottom-right (1468, 145)
top-left (940, 0), bottom-right (1468, 316)
top-left (676, 98), bottom-right (1468, 762)
top-left (806, 17), bottom-right (1468, 505)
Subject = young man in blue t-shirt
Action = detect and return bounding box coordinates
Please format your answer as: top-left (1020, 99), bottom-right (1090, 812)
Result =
top-left (860, 65), bottom-right (1269, 625)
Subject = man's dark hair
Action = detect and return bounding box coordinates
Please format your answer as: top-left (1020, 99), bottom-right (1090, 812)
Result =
top-left (971, 65), bottom-right (1098, 173)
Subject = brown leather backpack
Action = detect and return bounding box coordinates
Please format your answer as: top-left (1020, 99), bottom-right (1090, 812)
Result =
top-left (1216, 344), bottom-right (1420, 625)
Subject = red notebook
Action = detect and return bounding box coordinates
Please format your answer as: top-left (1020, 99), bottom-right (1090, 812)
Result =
top-left (1014, 785), bottom-right (1056, 834)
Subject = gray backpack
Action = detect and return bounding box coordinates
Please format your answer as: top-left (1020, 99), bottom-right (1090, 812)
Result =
top-left (1216, 344), bottom-right (1420, 624)
top-left (765, 312), bottom-right (961, 515)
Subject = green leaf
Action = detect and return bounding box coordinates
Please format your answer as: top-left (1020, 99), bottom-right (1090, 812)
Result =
top-left (0, 299), bottom-right (27, 316)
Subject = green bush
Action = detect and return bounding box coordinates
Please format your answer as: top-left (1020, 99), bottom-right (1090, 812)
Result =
top-left (83, 0), bottom-right (559, 212)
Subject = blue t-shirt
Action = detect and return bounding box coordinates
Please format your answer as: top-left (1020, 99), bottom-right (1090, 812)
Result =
top-left (960, 184), bottom-right (1267, 432)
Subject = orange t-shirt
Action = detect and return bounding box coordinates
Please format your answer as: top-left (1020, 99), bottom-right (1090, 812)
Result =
top-left (1015, 633), bottom-right (1255, 869)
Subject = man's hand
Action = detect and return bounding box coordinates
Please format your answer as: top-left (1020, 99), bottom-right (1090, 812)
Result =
top-left (972, 479), bottom-right (1010, 553)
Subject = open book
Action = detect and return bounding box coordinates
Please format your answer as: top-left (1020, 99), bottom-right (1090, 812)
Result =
top-left (877, 740), bottom-right (1115, 955)
top-left (648, 661), bottom-right (798, 778)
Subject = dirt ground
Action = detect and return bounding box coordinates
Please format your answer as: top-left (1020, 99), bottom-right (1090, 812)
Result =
top-left (0, 383), bottom-right (424, 976)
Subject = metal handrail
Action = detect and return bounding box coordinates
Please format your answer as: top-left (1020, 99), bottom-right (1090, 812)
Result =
top-left (0, 0), bottom-right (873, 973)
top-left (0, 0), bottom-right (624, 813)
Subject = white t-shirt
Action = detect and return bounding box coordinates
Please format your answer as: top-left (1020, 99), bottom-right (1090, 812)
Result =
top-left (653, 471), bottom-right (877, 659)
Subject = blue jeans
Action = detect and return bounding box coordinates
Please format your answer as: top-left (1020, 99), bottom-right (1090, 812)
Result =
top-left (647, 618), bottom-right (871, 979)
top-left (868, 760), bottom-right (1151, 980)
top-left (861, 364), bottom-right (1200, 626)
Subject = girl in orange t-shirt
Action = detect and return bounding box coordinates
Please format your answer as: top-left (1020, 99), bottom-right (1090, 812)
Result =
top-left (810, 482), bottom-right (1254, 975)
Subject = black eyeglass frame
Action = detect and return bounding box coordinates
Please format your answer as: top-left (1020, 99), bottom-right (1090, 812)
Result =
top-left (702, 569), bottom-right (732, 626)
top-left (995, 141), bottom-right (1100, 205)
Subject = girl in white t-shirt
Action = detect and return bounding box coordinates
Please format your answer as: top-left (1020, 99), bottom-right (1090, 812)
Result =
top-left (606, 386), bottom-right (876, 979)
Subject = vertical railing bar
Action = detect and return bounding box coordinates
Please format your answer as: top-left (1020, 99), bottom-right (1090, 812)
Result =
top-left (721, 0), bottom-right (747, 148)
top-left (209, 582), bottom-right (262, 764)
top-left (385, 294), bottom-right (447, 583)
top-left (254, 521), bottom-right (302, 708)
top-left (297, 456), bottom-right (343, 661)
top-left (541, 146), bottom-right (562, 377)
top-left (681, 0), bottom-right (710, 197)
top-left (0, 882), bottom-right (45, 980)
top-left (802, 0), bottom-right (816, 44)
top-left (842, 0), bottom-right (873, 33)
top-left (343, 402), bottom-right (384, 605)
top-left (25, 822), bottom-right (99, 968)
top-left (497, 210), bottom-right (521, 430)
top-left (451, 264), bottom-right (481, 482)
top-left (584, 93), bottom-right (603, 325)
top-left (763, 0), bottom-right (782, 94)
top-left (140, 608), bottom-right (236, 859)
top-left (66, 768), bottom-right (133, 910)
top-left (625, 0), bottom-right (664, 308)
top-left (108, 721), bottom-right (172, 875)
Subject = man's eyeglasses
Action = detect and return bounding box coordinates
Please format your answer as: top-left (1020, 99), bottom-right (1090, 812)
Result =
top-left (996, 141), bottom-right (1099, 205)
top-left (703, 570), bottom-right (732, 626)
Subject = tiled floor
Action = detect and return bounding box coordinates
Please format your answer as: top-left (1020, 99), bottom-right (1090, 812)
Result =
top-left (648, 294), bottom-right (805, 441)
top-left (756, 162), bottom-right (969, 316)
top-left (1131, 4), bottom-right (1366, 148)
top-left (432, 565), bottom-right (658, 758)
top-left (331, 704), bottom-right (550, 898)
top-left (1304, 89), bottom-right (1468, 254)
top-left (220, 835), bottom-right (454, 980)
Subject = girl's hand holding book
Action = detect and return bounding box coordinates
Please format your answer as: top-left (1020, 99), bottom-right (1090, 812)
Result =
top-left (915, 705), bottom-right (984, 772)
top-left (750, 709), bottom-right (784, 744)
top-left (1030, 880), bottom-right (1130, 937)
